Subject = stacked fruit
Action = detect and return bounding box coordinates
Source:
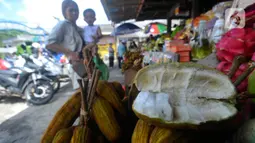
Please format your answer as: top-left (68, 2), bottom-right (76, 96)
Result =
top-left (131, 63), bottom-right (252, 143)
top-left (41, 80), bottom-right (134, 143)
top-left (42, 63), bottom-right (255, 143)
top-left (122, 51), bottom-right (143, 72)
top-left (216, 28), bottom-right (255, 92)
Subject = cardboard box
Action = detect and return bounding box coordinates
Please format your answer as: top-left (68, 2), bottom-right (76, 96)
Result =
top-left (178, 51), bottom-right (190, 57)
top-left (169, 45), bottom-right (191, 53)
top-left (180, 56), bottom-right (190, 62)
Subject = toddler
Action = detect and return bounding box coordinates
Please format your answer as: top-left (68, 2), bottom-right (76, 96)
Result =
top-left (83, 8), bottom-right (102, 56)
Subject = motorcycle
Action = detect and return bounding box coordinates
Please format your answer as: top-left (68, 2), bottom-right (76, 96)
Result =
top-left (4, 54), bottom-right (69, 94)
top-left (0, 66), bottom-right (54, 105)
top-left (18, 55), bottom-right (65, 94)
top-left (0, 59), bottom-right (10, 70)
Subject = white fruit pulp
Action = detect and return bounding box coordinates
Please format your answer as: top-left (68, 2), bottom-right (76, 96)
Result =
top-left (133, 91), bottom-right (237, 125)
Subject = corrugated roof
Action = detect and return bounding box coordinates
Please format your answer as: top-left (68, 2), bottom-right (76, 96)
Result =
top-left (136, 0), bottom-right (183, 21)
top-left (101, 0), bottom-right (227, 23)
top-left (101, 0), bottom-right (183, 22)
top-left (101, 0), bottom-right (141, 23)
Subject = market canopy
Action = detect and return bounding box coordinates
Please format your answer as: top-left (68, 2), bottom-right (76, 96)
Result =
top-left (101, 0), bottom-right (228, 23)
top-left (136, 0), bottom-right (188, 21)
top-left (101, 0), bottom-right (190, 23)
top-left (144, 22), bottom-right (167, 35)
top-left (101, 0), bottom-right (140, 23)
top-left (111, 23), bottom-right (141, 36)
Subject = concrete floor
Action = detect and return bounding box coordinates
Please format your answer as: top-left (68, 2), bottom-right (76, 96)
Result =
top-left (0, 65), bottom-right (124, 143)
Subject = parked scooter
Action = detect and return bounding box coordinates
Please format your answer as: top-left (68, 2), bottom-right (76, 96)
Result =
top-left (0, 59), bottom-right (10, 70)
top-left (3, 54), bottom-right (70, 94)
top-left (17, 55), bottom-right (65, 94)
top-left (0, 66), bottom-right (54, 105)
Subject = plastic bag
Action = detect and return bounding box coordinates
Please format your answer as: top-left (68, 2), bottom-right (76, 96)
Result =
top-left (210, 18), bottom-right (225, 43)
top-left (93, 56), bottom-right (109, 80)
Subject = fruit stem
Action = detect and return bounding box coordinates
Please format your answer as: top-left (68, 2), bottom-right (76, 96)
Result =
top-left (236, 92), bottom-right (255, 100)
top-left (77, 79), bottom-right (88, 126)
top-left (228, 55), bottom-right (248, 78)
top-left (234, 63), bottom-right (255, 87)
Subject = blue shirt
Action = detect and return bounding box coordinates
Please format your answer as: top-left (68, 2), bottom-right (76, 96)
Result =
top-left (117, 44), bottom-right (126, 57)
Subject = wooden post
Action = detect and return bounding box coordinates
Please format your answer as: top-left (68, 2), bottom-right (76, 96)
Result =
top-left (77, 79), bottom-right (89, 125)
top-left (192, 0), bottom-right (200, 18)
top-left (167, 17), bottom-right (172, 34)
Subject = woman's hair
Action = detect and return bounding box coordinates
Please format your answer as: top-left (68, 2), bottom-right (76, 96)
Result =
top-left (83, 8), bottom-right (96, 17)
top-left (62, 0), bottom-right (78, 19)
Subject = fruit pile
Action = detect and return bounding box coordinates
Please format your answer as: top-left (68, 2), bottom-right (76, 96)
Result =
top-left (216, 28), bottom-right (255, 92)
top-left (41, 63), bottom-right (255, 143)
top-left (131, 63), bottom-right (253, 143)
top-left (122, 51), bottom-right (143, 72)
top-left (41, 80), bottom-right (132, 143)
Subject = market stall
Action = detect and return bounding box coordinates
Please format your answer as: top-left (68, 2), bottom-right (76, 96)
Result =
top-left (40, 1), bottom-right (255, 143)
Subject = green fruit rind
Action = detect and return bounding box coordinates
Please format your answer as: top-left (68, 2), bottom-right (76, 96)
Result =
top-left (134, 62), bottom-right (236, 98)
top-left (132, 63), bottom-right (238, 129)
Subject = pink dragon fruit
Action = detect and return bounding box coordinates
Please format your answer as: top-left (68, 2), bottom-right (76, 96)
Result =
top-left (245, 3), bottom-right (255, 28)
top-left (216, 28), bottom-right (255, 92)
top-left (216, 28), bottom-right (255, 61)
top-left (239, 63), bottom-right (249, 71)
top-left (216, 61), bottom-right (232, 74)
top-left (217, 61), bottom-right (249, 92)
top-left (216, 50), bottom-right (235, 62)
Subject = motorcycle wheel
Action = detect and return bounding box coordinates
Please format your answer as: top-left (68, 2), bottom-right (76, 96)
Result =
top-left (24, 80), bottom-right (54, 105)
top-left (52, 80), bottom-right (60, 94)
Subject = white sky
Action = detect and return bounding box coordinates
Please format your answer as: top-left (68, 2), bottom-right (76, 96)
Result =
top-left (16, 0), bottom-right (111, 31)
top-left (0, 0), bottom-right (172, 33)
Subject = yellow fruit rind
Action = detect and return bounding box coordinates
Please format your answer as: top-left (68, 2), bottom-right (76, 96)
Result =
top-left (149, 127), bottom-right (173, 143)
top-left (132, 119), bottom-right (154, 143)
top-left (52, 128), bottom-right (73, 143)
top-left (71, 126), bottom-right (92, 143)
top-left (41, 90), bottom-right (81, 143)
top-left (92, 96), bottom-right (122, 142)
top-left (97, 80), bottom-right (126, 116)
top-left (111, 81), bottom-right (125, 99)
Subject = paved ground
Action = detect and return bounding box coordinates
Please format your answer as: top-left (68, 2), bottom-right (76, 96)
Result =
top-left (0, 64), bottom-right (124, 143)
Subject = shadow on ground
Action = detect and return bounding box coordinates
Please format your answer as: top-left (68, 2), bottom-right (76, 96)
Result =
top-left (0, 84), bottom-right (75, 143)
top-left (0, 96), bottom-right (26, 104)
top-left (49, 82), bottom-right (73, 103)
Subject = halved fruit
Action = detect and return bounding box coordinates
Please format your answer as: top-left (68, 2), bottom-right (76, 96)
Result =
top-left (133, 63), bottom-right (238, 128)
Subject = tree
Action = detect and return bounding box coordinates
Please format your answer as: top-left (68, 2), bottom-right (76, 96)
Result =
top-left (0, 30), bottom-right (28, 47)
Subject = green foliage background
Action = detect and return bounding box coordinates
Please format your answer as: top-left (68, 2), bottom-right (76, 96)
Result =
top-left (0, 30), bottom-right (28, 47)
top-left (0, 30), bottom-right (29, 58)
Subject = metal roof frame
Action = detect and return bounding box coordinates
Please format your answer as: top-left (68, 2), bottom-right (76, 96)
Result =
top-left (101, 0), bottom-right (225, 23)
top-left (101, 0), bottom-right (190, 23)
top-left (101, 0), bottom-right (142, 23)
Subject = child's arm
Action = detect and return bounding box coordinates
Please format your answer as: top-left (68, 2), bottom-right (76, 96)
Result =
top-left (97, 26), bottom-right (103, 40)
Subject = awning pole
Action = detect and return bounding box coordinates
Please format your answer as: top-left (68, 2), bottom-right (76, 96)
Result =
top-left (191, 0), bottom-right (200, 18)
top-left (167, 12), bottom-right (172, 34)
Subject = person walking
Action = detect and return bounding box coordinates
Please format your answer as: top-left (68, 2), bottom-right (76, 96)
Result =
top-left (117, 41), bottom-right (126, 69)
top-left (108, 43), bottom-right (114, 68)
top-left (46, 0), bottom-right (87, 90)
